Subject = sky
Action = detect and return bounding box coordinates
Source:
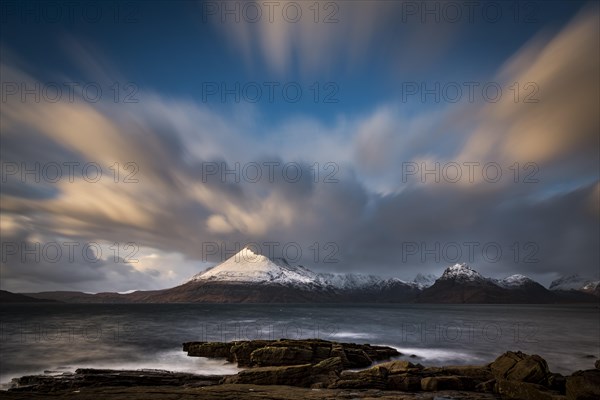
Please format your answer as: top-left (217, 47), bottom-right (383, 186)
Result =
top-left (0, 0), bottom-right (598, 293)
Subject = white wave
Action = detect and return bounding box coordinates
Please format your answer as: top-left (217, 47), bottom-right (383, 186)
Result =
top-left (391, 346), bottom-right (484, 364)
top-left (77, 349), bottom-right (240, 374)
top-left (0, 349), bottom-right (240, 387)
top-left (330, 331), bottom-right (374, 339)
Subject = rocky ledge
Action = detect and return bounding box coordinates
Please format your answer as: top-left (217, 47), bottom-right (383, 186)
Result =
top-left (4, 340), bottom-right (600, 400)
top-left (4, 369), bottom-right (223, 393)
top-left (183, 338), bottom-right (400, 368)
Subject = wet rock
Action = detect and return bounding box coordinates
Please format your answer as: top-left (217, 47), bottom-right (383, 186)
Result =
top-left (224, 364), bottom-right (313, 386)
top-left (566, 369), bottom-right (600, 400)
top-left (307, 357), bottom-right (344, 387)
top-left (250, 346), bottom-right (314, 367)
top-left (330, 359), bottom-right (426, 390)
top-left (8, 346), bottom-right (567, 399)
top-left (230, 340), bottom-right (272, 367)
top-left (360, 344), bottom-right (400, 362)
top-left (491, 351), bottom-right (550, 384)
top-left (223, 356), bottom-right (343, 387)
top-left (375, 360), bottom-right (422, 374)
top-left (326, 360), bottom-right (421, 390)
top-left (9, 369), bottom-right (224, 393)
top-left (184, 342), bottom-right (234, 360)
top-left (329, 364), bottom-right (388, 389)
top-left (341, 346), bottom-right (373, 368)
top-left (184, 339), bottom-right (399, 369)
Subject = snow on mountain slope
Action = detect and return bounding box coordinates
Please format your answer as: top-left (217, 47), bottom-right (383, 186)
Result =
top-left (581, 281), bottom-right (600, 291)
top-left (496, 274), bottom-right (535, 288)
top-left (439, 263), bottom-right (485, 282)
top-left (439, 267), bottom-right (538, 289)
top-left (188, 251), bottom-right (558, 295)
top-left (549, 274), bottom-right (599, 291)
top-left (316, 273), bottom-right (408, 290)
top-left (186, 247), bottom-right (318, 286)
top-left (413, 273), bottom-right (437, 289)
top-left (186, 247), bottom-right (412, 290)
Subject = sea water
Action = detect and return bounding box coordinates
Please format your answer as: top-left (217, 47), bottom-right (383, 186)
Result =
top-left (1, 303), bottom-right (598, 385)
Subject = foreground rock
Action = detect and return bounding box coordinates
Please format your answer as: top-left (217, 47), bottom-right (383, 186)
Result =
top-left (566, 369), bottom-right (600, 400)
top-left (7, 369), bottom-right (223, 392)
top-left (222, 357), bottom-right (343, 387)
top-left (490, 351), bottom-right (550, 384)
top-left (6, 345), bottom-right (599, 400)
top-left (183, 338), bottom-right (399, 368)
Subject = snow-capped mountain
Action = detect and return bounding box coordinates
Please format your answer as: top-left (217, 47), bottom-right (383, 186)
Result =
top-left (495, 274), bottom-right (536, 288)
top-left (162, 246), bottom-right (421, 302)
top-left (419, 263), bottom-right (505, 303)
top-left (417, 264), bottom-right (566, 303)
top-left (438, 263), bottom-right (486, 282)
top-left (20, 255), bottom-right (598, 303)
top-left (183, 255), bottom-right (598, 303)
top-left (186, 247), bottom-right (319, 287)
top-left (187, 247), bottom-right (413, 293)
top-left (412, 273), bottom-right (437, 289)
top-left (549, 274), bottom-right (599, 291)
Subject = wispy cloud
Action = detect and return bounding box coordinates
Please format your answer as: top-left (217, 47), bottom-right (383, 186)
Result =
top-left (210, 1), bottom-right (408, 76)
top-left (1, 6), bottom-right (598, 291)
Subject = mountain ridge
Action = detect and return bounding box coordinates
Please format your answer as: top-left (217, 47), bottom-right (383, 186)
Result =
top-left (186, 247), bottom-right (418, 292)
top-left (13, 250), bottom-right (599, 304)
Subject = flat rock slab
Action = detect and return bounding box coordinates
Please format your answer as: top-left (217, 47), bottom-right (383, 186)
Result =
top-left (6, 369), bottom-right (224, 393)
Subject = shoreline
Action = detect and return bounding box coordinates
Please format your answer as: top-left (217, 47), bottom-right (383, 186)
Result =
top-left (2, 339), bottom-right (598, 399)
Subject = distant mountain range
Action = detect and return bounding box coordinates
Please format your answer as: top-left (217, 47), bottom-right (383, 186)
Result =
top-left (0, 290), bottom-right (58, 303)
top-left (4, 247), bottom-right (599, 304)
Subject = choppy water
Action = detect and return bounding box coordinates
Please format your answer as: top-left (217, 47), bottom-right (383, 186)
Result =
top-left (1, 303), bottom-right (598, 385)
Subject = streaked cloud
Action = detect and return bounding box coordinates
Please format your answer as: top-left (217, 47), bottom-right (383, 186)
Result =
top-left (211, 1), bottom-right (415, 76)
top-left (1, 5), bottom-right (598, 292)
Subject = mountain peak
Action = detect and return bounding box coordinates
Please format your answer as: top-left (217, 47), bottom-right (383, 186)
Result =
top-left (439, 263), bottom-right (484, 282)
top-left (236, 246), bottom-right (267, 262)
top-left (185, 247), bottom-right (413, 290)
top-left (185, 246), bottom-right (317, 286)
